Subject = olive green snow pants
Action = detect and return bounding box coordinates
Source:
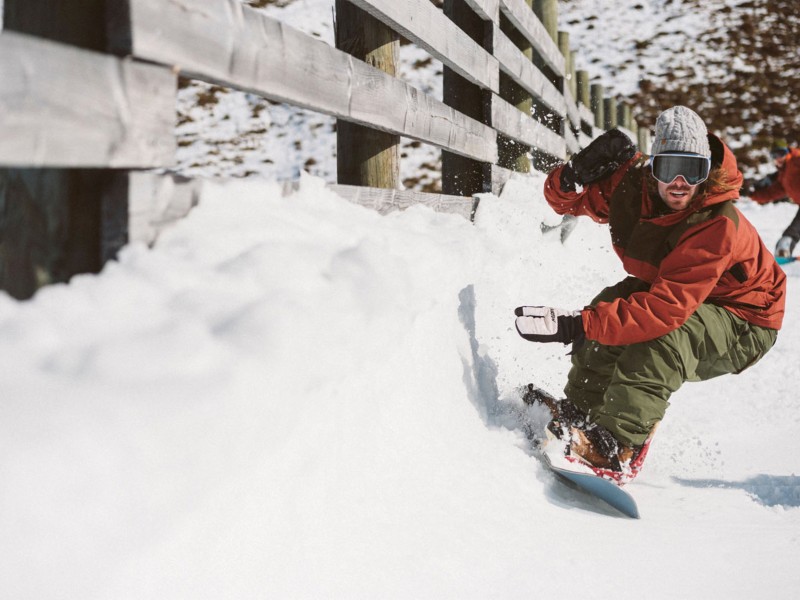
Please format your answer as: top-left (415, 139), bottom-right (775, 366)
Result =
top-left (565, 277), bottom-right (778, 447)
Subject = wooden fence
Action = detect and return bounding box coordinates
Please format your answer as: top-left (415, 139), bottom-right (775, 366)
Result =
top-left (0, 0), bottom-right (649, 299)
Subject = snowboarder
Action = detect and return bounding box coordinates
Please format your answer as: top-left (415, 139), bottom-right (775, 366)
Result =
top-left (747, 138), bottom-right (800, 258)
top-left (515, 106), bottom-right (787, 484)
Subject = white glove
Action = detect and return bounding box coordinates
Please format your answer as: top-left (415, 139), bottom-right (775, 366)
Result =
top-left (514, 306), bottom-right (583, 345)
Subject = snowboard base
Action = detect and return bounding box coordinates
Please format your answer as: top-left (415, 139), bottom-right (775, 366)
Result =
top-left (543, 452), bottom-right (640, 519)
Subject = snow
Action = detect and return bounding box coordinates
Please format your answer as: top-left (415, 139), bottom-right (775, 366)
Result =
top-left (560, 0), bottom-right (753, 96)
top-left (1, 173), bottom-right (798, 598)
top-left (3, 0), bottom-right (800, 596)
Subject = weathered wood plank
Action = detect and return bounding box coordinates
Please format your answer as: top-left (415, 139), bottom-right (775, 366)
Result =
top-left (498, 0), bottom-right (564, 76)
top-left (564, 87), bottom-right (581, 132)
top-left (565, 124), bottom-right (580, 155)
top-left (122, 0), bottom-right (497, 164)
top-left (0, 31), bottom-right (176, 168)
top-left (579, 103), bottom-right (595, 129)
top-left (493, 26), bottom-right (565, 116)
top-left (491, 95), bottom-right (565, 159)
top-left (462, 0), bottom-right (501, 22)
top-left (328, 184), bottom-right (477, 220)
top-left (348, 0), bottom-right (499, 93)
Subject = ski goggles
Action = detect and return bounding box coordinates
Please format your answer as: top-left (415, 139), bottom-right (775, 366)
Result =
top-left (650, 153), bottom-right (711, 186)
top-left (770, 147), bottom-right (789, 159)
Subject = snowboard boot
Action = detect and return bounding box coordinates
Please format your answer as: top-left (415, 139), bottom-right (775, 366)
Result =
top-left (566, 423), bottom-right (655, 485)
top-left (546, 399), bottom-right (589, 441)
top-left (521, 384), bottom-right (588, 440)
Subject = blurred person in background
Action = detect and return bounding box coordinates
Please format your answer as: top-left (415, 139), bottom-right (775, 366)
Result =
top-left (747, 138), bottom-right (800, 258)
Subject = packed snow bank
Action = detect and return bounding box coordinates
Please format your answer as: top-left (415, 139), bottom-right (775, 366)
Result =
top-left (1, 174), bottom-right (798, 599)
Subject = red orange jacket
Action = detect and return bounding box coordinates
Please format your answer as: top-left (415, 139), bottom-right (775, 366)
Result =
top-left (543, 136), bottom-right (786, 346)
top-left (752, 147), bottom-right (800, 205)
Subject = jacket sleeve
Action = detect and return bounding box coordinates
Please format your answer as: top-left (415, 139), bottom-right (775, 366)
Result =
top-left (543, 156), bottom-right (640, 223)
top-left (783, 156), bottom-right (800, 204)
top-left (581, 215), bottom-right (736, 346)
top-left (751, 178), bottom-right (787, 204)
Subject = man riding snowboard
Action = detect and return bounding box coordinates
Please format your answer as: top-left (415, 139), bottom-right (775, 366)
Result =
top-left (515, 106), bottom-right (786, 484)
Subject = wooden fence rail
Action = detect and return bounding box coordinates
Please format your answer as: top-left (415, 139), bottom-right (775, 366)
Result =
top-left (0, 31), bottom-right (176, 168)
top-left (0, 0), bottom-right (649, 299)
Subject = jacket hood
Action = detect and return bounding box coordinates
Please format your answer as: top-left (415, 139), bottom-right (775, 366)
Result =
top-left (692, 134), bottom-right (743, 209)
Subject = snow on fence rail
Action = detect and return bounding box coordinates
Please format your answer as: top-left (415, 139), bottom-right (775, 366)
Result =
top-left (0, 0), bottom-right (647, 300)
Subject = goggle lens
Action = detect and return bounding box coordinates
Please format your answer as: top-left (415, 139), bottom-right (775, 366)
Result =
top-left (651, 154), bottom-right (711, 186)
top-left (771, 148), bottom-right (789, 159)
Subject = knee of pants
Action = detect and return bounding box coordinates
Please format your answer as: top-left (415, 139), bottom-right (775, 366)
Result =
top-left (590, 338), bottom-right (686, 446)
top-left (566, 339), bottom-right (626, 413)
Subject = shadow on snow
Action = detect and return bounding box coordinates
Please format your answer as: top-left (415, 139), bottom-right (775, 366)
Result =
top-left (673, 474), bottom-right (800, 509)
top-left (457, 285), bottom-right (627, 518)
top-left (456, 284), bottom-right (549, 443)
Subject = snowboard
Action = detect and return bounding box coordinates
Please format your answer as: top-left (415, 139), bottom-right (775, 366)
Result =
top-left (776, 256), bottom-right (796, 265)
top-left (542, 449), bottom-right (640, 519)
top-left (520, 384), bottom-right (640, 518)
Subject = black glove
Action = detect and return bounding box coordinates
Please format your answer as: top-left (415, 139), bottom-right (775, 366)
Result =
top-left (559, 162), bottom-right (578, 193)
top-left (514, 306), bottom-right (584, 345)
top-left (567, 128), bottom-right (637, 187)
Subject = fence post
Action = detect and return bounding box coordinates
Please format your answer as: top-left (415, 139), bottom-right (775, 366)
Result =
top-left (533, 0), bottom-right (558, 42)
top-left (0, 0), bottom-right (133, 299)
top-left (497, 0), bottom-right (533, 174)
top-left (529, 0), bottom-right (562, 171)
top-left (334, 0), bottom-right (400, 189)
top-left (576, 70), bottom-right (590, 107)
top-left (442, 0), bottom-right (490, 195)
top-left (617, 102), bottom-right (632, 131)
top-left (590, 84), bottom-right (605, 130)
top-left (2, 0), bottom-right (108, 50)
top-left (557, 32), bottom-right (571, 98)
top-left (638, 127), bottom-right (651, 154)
top-left (569, 50), bottom-right (578, 98)
top-left (604, 97), bottom-right (618, 129)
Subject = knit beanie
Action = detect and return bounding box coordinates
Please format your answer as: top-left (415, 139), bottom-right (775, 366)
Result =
top-left (650, 106), bottom-right (711, 157)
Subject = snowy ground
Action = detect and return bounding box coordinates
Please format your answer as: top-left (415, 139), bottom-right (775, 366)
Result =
top-left (2, 0), bottom-right (799, 596)
top-left (560, 0), bottom-right (752, 96)
top-left (1, 173), bottom-right (798, 599)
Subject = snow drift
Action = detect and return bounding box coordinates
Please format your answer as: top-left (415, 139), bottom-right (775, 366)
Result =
top-left (1, 174), bottom-right (798, 599)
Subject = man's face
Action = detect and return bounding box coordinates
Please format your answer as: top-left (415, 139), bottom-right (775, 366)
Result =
top-left (657, 176), bottom-right (699, 211)
top-left (774, 154), bottom-right (788, 168)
